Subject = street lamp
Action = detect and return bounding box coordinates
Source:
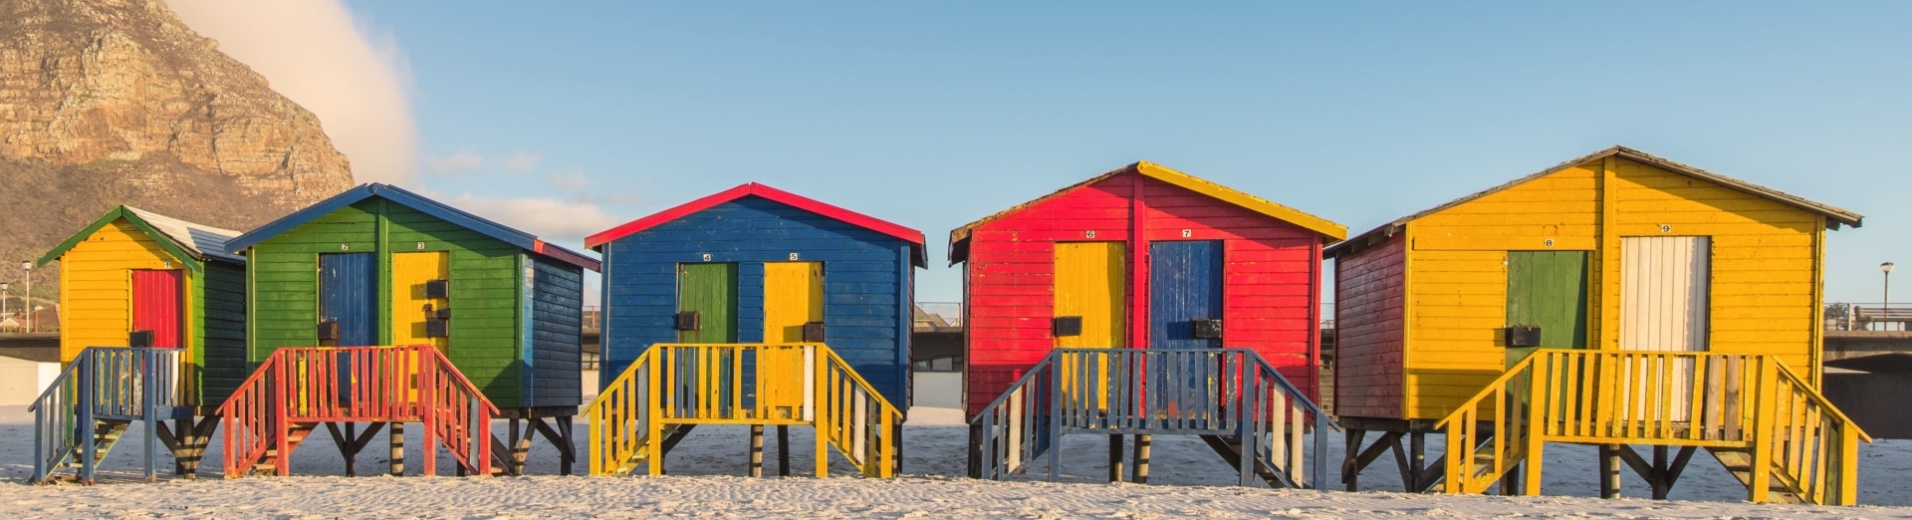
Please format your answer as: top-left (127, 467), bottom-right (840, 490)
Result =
top-left (19, 261), bottom-right (29, 333)
top-left (1885, 262), bottom-right (1897, 331)
top-left (1, 281), bottom-right (8, 326)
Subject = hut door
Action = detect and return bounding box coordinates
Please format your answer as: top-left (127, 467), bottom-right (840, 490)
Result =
top-left (677, 263), bottom-right (738, 343)
top-left (1148, 241), bottom-right (1224, 350)
top-left (1054, 242), bottom-right (1125, 418)
top-left (763, 262), bottom-right (824, 342)
top-left (1053, 243), bottom-right (1125, 349)
top-left (393, 251), bottom-right (451, 354)
top-left (319, 253), bottom-right (379, 347)
top-left (1147, 241), bottom-right (1224, 418)
top-left (130, 270), bottom-right (184, 348)
top-left (1503, 251), bottom-right (1590, 367)
top-left (763, 261), bottom-right (822, 418)
top-left (1620, 236), bottom-right (1711, 421)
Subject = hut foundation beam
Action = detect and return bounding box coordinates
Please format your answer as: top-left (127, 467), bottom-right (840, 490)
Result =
top-left (778, 425), bottom-right (791, 477)
top-left (1132, 434), bottom-right (1151, 484)
top-left (389, 422), bottom-right (405, 476)
top-left (749, 425), bottom-right (765, 477)
top-left (1612, 444), bottom-right (1696, 500)
top-left (527, 415), bottom-right (575, 476)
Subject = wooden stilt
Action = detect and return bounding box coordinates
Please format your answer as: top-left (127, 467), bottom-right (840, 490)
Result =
top-left (324, 423), bottom-right (354, 476)
top-left (967, 424), bottom-right (983, 479)
top-left (1109, 434), bottom-right (1125, 482)
top-left (1409, 432), bottom-right (1427, 492)
top-left (1500, 461), bottom-right (1522, 496)
top-left (1651, 446), bottom-right (1670, 499)
top-left (1599, 444), bottom-right (1621, 499)
top-left (750, 425), bottom-right (765, 477)
top-left (1132, 434), bottom-right (1151, 484)
top-left (557, 416), bottom-right (576, 476)
top-left (778, 425), bottom-right (791, 477)
top-left (1342, 428), bottom-right (1365, 491)
top-left (389, 422), bottom-right (405, 476)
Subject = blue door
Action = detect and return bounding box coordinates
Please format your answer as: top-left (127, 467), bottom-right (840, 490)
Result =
top-left (319, 253), bottom-right (378, 346)
top-left (1147, 241), bottom-right (1224, 421)
top-left (1148, 241), bottom-right (1224, 350)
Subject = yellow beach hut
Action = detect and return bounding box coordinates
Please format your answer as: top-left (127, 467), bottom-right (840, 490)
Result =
top-left (32, 206), bottom-right (244, 480)
top-left (1324, 146), bottom-right (1867, 504)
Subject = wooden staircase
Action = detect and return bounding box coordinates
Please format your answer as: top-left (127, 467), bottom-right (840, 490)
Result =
top-left (31, 347), bottom-right (189, 484)
top-left (220, 345), bottom-right (515, 478)
top-left (1435, 349), bottom-right (1869, 505)
top-left (585, 343), bottom-right (902, 478)
top-left (969, 348), bottom-right (1333, 488)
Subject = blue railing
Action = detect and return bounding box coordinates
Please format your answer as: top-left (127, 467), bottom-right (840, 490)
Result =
top-left (972, 348), bottom-right (1334, 487)
top-left (30, 347), bottom-right (186, 483)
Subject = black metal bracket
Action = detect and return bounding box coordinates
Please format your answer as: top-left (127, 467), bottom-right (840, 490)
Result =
top-left (1052, 316), bottom-right (1083, 337)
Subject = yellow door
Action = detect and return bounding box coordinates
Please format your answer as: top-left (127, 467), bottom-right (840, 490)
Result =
top-left (393, 251), bottom-right (450, 354)
top-left (1054, 242), bottom-right (1125, 407)
top-left (762, 261), bottom-right (822, 419)
top-left (1054, 242), bottom-right (1125, 349)
top-left (764, 262), bottom-right (824, 342)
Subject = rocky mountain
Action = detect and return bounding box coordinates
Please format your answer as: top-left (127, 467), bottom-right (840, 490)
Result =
top-left (0, 0), bottom-right (355, 300)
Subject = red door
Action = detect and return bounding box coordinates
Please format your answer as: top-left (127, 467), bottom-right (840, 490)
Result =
top-left (131, 270), bottom-right (183, 348)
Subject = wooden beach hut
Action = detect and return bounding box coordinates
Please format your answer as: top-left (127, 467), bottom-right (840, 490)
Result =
top-left (221, 183), bottom-right (601, 476)
top-left (951, 161), bottom-right (1345, 487)
top-left (580, 182), bottom-right (917, 478)
top-left (1325, 145), bottom-right (1869, 504)
top-left (30, 206), bottom-right (245, 481)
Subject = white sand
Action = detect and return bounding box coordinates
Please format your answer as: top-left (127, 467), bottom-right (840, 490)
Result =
top-left (3, 405), bottom-right (1910, 518)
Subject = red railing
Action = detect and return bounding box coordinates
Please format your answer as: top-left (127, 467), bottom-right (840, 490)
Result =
top-left (220, 345), bottom-right (499, 477)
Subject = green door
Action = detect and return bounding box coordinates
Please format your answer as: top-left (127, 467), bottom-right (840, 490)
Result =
top-left (677, 263), bottom-right (738, 343)
top-left (1505, 251), bottom-right (1589, 367)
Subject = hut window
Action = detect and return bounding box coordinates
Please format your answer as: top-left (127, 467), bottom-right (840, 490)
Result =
top-left (1052, 316), bottom-right (1083, 337)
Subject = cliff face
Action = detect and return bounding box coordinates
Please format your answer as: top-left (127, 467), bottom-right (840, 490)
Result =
top-left (0, 0), bottom-right (356, 300)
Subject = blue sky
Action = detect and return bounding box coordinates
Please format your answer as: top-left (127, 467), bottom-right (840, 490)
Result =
top-left (332, 1), bottom-right (1912, 305)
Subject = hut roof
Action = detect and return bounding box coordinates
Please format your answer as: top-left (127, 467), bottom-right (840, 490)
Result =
top-left (37, 206), bottom-right (244, 269)
top-left (1325, 145), bottom-right (1865, 258)
top-left (584, 182), bottom-right (928, 268)
top-left (225, 183), bottom-right (600, 271)
top-left (947, 161), bottom-right (1347, 264)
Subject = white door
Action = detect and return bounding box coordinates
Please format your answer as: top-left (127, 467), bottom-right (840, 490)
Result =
top-left (1619, 236), bottom-right (1711, 422)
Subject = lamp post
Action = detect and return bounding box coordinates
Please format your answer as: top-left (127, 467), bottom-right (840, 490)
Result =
top-left (1, 281), bottom-right (8, 327)
top-left (1885, 262), bottom-right (1897, 331)
top-left (19, 261), bottom-right (29, 333)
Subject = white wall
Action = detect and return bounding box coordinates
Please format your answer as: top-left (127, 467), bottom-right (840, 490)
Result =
top-left (0, 357), bottom-right (59, 406)
top-left (913, 372), bottom-right (963, 409)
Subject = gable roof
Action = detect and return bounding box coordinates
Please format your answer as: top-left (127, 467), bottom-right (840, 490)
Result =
top-left (225, 183), bottom-right (601, 271)
top-left (948, 161), bottom-right (1348, 264)
top-left (585, 182), bottom-right (928, 268)
top-left (37, 206), bottom-right (244, 270)
top-left (1325, 145), bottom-right (1865, 258)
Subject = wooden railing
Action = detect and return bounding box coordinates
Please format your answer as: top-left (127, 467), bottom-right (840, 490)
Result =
top-left (30, 347), bottom-right (184, 483)
top-left (585, 343), bottom-right (902, 478)
top-left (972, 348), bottom-right (1332, 488)
top-left (1436, 349), bottom-right (1870, 504)
top-left (219, 345), bottom-right (500, 478)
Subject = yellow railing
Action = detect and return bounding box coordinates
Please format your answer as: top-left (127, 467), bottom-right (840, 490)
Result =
top-left (586, 343), bottom-right (901, 478)
top-left (1436, 349), bottom-right (1870, 505)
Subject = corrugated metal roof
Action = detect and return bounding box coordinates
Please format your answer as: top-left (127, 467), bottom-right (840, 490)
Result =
top-left (225, 183), bottom-right (601, 271)
top-left (122, 206), bottom-right (245, 263)
top-left (1326, 146), bottom-right (1865, 258)
top-left (947, 161), bottom-right (1347, 264)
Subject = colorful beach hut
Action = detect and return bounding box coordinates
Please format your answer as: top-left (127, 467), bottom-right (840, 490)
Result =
top-left (951, 161), bottom-right (1345, 487)
top-left (30, 206), bottom-right (244, 481)
top-left (1325, 146), bottom-right (1869, 504)
top-left (581, 182), bottom-right (917, 478)
top-left (220, 183), bottom-right (601, 477)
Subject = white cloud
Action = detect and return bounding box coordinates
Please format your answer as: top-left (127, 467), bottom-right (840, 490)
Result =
top-left (548, 169), bottom-right (589, 191)
top-left (501, 152), bottom-right (541, 174)
top-left (423, 152), bottom-right (485, 176)
top-left (165, 0), bottom-right (417, 185)
top-left (446, 194), bottom-right (623, 244)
